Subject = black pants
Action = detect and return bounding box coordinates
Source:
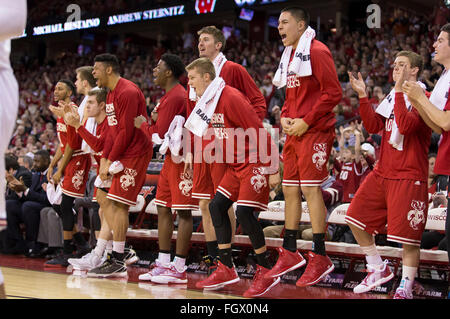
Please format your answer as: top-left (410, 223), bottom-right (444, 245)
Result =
top-left (6, 199), bottom-right (47, 249)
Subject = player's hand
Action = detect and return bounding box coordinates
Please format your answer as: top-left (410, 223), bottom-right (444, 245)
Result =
top-left (268, 172), bottom-right (281, 189)
top-left (151, 110), bottom-right (158, 123)
top-left (402, 81), bottom-right (425, 104)
top-left (64, 112), bottom-right (81, 129)
top-left (49, 105), bottom-right (65, 118)
top-left (394, 65), bottom-right (408, 92)
top-left (47, 166), bottom-right (54, 183)
top-left (99, 159), bottom-right (112, 181)
top-left (280, 117), bottom-right (293, 132)
top-left (134, 115), bottom-right (147, 129)
top-left (348, 72), bottom-right (367, 98)
top-left (52, 170), bottom-right (62, 185)
top-left (183, 152), bottom-right (193, 176)
top-left (285, 118), bottom-right (309, 137)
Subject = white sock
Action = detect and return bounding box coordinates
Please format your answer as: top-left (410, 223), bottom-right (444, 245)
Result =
top-left (360, 244), bottom-right (383, 268)
top-left (94, 238), bottom-right (107, 257)
top-left (401, 265), bottom-right (417, 291)
top-left (0, 268), bottom-right (3, 285)
top-left (158, 252), bottom-right (171, 265)
top-left (106, 240), bottom-right (113, 254)
top-left (112, 241), bottom-right (125, 254)
top-left (173, 256), bottom-right (186, 272)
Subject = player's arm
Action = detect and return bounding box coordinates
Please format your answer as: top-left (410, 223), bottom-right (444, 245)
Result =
top-left (77, 125), bottom-right (105, 153)
top-left (47, 144), bottom-right (62, 182)
top-left (403, 81), bottom-right (449, 132)
top-left (0, 0), bottom-right (27, 41)
top-left (348, 72), bottom-right (384, 133)
top-left (53, 144), bottom-right (74, 185)
top-left (301, 48), bottom-right (343, 127)
top-left (234, 64), bottom-right (267, 121)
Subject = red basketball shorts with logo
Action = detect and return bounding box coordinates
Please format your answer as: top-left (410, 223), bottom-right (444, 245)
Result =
top-left (282, 129), bottom-right (335, 187)
top-left (345, 172), bottom-right (428, 247)
top-left (192, 160), bottom-right (239, 201)
top-left (217, 164), bottom-right (269, 211)
top-left (61, 153), bottom-right (92, 198)
top-left (154, 154), bottom-right (198, 210)
top-left (106, 150), bottom-right (153, 206)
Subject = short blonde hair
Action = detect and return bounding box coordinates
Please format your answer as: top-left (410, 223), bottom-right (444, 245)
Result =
top-left (186, 57), bottom-right (216, 80)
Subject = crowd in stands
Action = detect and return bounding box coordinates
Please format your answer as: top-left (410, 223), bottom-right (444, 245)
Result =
top-left (2, 3), bottom-right (449, 259)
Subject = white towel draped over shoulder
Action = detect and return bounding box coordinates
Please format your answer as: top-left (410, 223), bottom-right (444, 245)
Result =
top-left (185, 77), bottom-right (226, 137)
top-left (272, 26), bottom-right (316, 88)
top-left (189, 52), bottom-right (227, 101)
top-left (429, 69), bottom-right (450, 111)
top-left (375, 82), bottom-right (426, 151)
top-left (152, 115), bottom-right (185, 156)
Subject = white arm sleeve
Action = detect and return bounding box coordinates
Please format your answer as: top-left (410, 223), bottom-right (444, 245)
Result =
top-left (0, 0), bottom-right (27, 41)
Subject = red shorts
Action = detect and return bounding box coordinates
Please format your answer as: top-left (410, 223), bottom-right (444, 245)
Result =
top-left (106, 150), bottom-right (153, 206)
top-left (61, 153), bottom-right (92, 198)
top-left (345, 172), bottom-right (428, 247)
top-left (191, 161), bottom-right (238, 200)
top-left (282, 130), bottom-right (334, 187)
top-left (154, 155), bottom-right (198, 210)
top-left (218, 164), bottom-right (269, 211)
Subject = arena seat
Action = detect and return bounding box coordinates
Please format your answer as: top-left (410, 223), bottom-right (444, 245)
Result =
top-left (425, 207), bottom-right (446, 231)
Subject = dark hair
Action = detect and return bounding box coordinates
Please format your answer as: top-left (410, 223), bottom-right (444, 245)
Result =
top-left (94, 53), bottom-right (120, 74)
top-left (58, 79), bottom-right (76, 97)
top-left (441, 23), bottom-right (450, 46)
top-left (161, 53), bottom-right (185, 79)
top-left (281, 6), bottom-right (310, 26)
top-left (34, 150), bottom-right (50, 162)
top-left (5, 154), bottom-right (19, 171)
top-left (76, 66), bottom-right (96, 88)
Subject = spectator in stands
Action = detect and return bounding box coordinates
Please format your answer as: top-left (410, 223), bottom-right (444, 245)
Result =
top-left (18, 155), bottom-right (33, 171)
top-left (4, 151), bottom-right (50, 255)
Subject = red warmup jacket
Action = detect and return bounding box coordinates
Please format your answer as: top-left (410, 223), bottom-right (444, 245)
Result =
top-left (102, 78), bottom-right (151, 161)
top-left (281, 39), bottom-right (342, 132)
top-left (359, 92), bottom-right (431, 182)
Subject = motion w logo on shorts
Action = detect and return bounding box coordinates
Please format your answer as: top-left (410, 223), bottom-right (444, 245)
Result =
top-left (407, 200), bottom-right (426, 231)
top-left (179, 172), bottom-right (193, 196)
top-left (71, 170), bottom-right (85, 190)
top-left (250, 167), bottom-right (267, 193)
top-left (312, 143), bottom-right (327, 171)
top-left (120, 168), bottom-right (137, 191)
top-left (106, 103), bottom-right (118, 126)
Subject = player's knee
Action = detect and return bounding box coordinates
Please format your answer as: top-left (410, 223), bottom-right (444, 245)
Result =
top-left (235, 205), bottom-right (265, 249)
top-left (300, 185), bottom-right (321, 199)
top-left (177, 210), bottom-right (192, 220)
top-left (209, 193), bottom-right (233, 228)
top-left (282, 185), bottom-right (300, 199)
top-left (199, 199), bottom-right (210, 213)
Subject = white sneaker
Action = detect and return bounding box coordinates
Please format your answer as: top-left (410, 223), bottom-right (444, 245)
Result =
top-left (353, 260), bottom-right (394, 294)
top-left (393, 278), bottom-right (414, 299)
top-left (68, 250), bottom-right (105, 271)
top-left (138, 259), bottom-right (170, 281)
top-left (151, 263), bottom-right (188, 284)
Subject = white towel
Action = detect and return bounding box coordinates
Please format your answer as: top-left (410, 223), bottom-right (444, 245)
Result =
top-left (94, 161), bottom-right (124, 188)
top-left (185, 76), bottom-right (226, 137)
top-left (429, 69), bottom-right (450, 111)
top-left (152, 115), bottom-right (185, 156)
top-left (46, 183), bottom-right (62, 205)
top-left (272, 26), bottom-right (316, 88)
top-left (375, 82), bottom-right (426, 151)
top-left (77, 94), bottom-right (98, 154)
top-left (189, 52), bottom-right (227, 101)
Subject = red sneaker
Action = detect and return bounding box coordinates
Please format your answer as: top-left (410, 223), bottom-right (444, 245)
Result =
top-left (243, 265), bottom-right (281, 298)
top-left (295, 252), bottom-right (334, 287)
top-left (195, 261), bottom-right (240, 290)
top-left (264, 247), bottom-right (306, 278)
